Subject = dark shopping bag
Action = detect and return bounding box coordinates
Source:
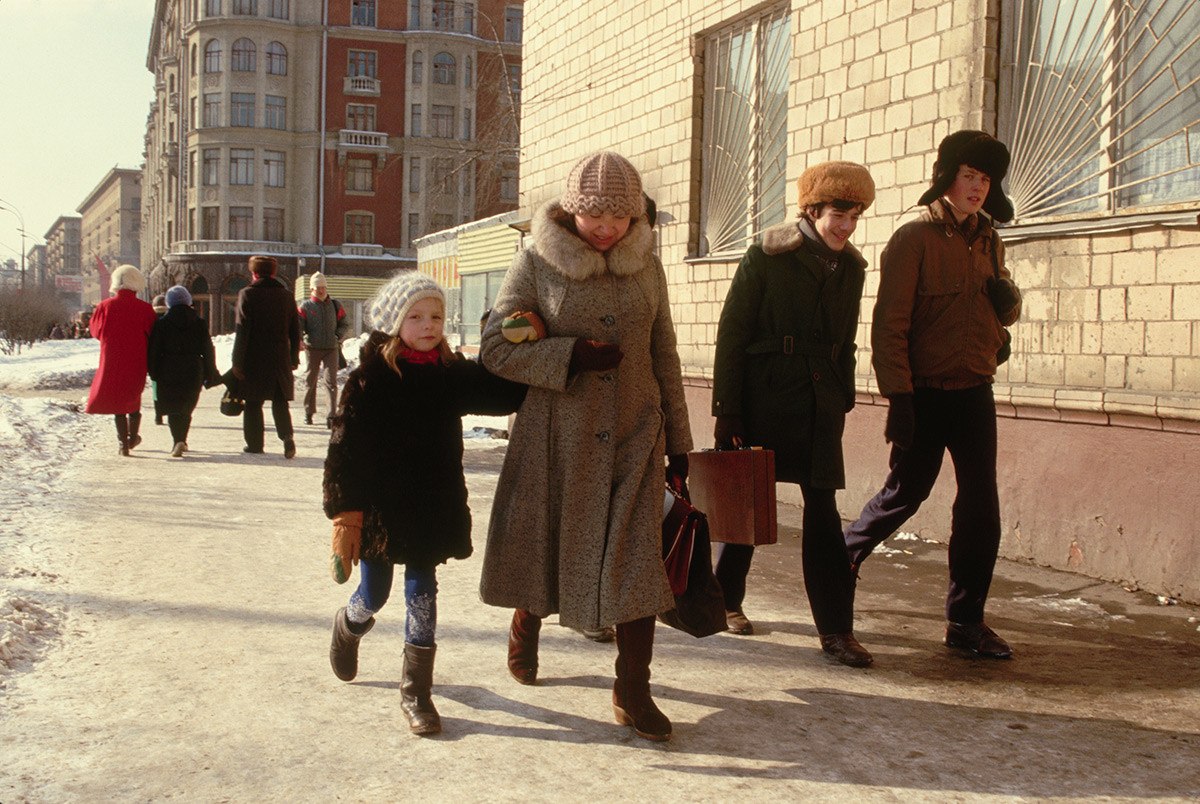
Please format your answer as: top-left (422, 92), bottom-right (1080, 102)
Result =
top-left (658, 488), bottom-right (726, 638)
top-left (687, 448), bottom-right (778, 546)
top-left (218, 370), bottom-right (245, 417)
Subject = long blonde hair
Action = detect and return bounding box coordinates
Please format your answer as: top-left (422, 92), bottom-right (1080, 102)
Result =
top-left (379, 334), bottom-right (456, 377)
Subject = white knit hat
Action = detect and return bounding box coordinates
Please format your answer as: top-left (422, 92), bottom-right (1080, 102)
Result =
top-left (367, 271), bottom-right (445, 336)
top-left (109, 264), bottom-right (145, 294)
top-left (310, 271), bottom-right (327, 288)
top-left (560, 151), bottom-right (645, 218)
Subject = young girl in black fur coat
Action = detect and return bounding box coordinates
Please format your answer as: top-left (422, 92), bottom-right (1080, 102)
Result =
top-left (323, 271), bottom-right (524, 735)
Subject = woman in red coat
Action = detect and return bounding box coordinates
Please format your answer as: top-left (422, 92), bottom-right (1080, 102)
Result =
top-left (85, 264), bottom-right (158, 455)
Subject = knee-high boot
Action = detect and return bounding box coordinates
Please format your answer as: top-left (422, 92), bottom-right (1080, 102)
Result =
top-left (400, 643), bottom-right (441, 735)
top-left (613, 616), bottom-right (671, 742)
top-left (127, 412), bottom-right (143, 449)
top-left (329, 607), bottom-right (374, 681)
top-left (114, 415), bottom-right (130, 456)
top-left (507, 609), bottom-right (541, 685)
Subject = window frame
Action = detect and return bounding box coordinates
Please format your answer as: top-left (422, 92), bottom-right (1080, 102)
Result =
top-left (230, 148), bottom-right (255, 185)
top-left (204, 40), bottom-right (222, 73)
top-left (230, 92), bottom-right (256, 127)
top-left (264, 150), bottom-right (286, 188)
top-left (231, 38), bottom-right (256, 72)
top-left (203, 93), bottom-right (222, 127)
top-left (351, 0), bottom-right (377, 27)
top-left (345, 158), bottom-right (375, 193)
top-left (265, 41), bottom-right (287, 75)
top-left (431, 104), bottom-right (455, 138)
top-left (263, 207), bottom-right (285, 241)
top-left (696, 4), bottom-right (790, 258)
top-left (347, 103), bottom-right (376, 131)
top-left (347, 49), bottom-right (377, 78)
top-left (202, 148), bottom-right (220, 186)
top-left (266, 0), bottom-right (288, 19)
top-left (504, 6), bottom-right (522, 42)
top-left (345, 212), bottom-right (375, 244)
top-left (433, 52), bottom-right (456, 85)
top-left (264, 94), bottom-right (286, 130)
top-left (228, 206), bottom-right (254, 240)
top-left (231, 0), bottom-right (257, 15)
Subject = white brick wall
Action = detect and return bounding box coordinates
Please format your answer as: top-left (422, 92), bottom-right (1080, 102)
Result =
top-left (520, 0), bottom-right (1200, 423)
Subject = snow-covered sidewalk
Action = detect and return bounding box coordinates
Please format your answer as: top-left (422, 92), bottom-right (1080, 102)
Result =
top-left (2, 339), bottom-right (1200, 801)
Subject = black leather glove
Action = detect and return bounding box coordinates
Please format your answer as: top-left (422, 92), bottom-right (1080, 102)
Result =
top-left (665, 453), bottom-right (689, 496)
top-left (713, 415), bottom-right (745, 449)
top-left (568, 339), bottom-right (623, 375)
top-left (884, 393), bottom-right (915, 449)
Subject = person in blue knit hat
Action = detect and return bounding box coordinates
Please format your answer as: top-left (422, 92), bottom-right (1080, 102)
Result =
top-left (147, 285), bottom-right (220, 457)
top-left (322, 270), bottom-right (524, 736)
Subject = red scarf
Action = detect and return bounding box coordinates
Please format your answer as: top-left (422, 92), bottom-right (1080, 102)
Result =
top-left (397, 346), bottom-right (441, 365)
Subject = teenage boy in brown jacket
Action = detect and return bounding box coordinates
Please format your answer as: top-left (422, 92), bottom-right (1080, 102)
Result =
top-left (844, 131), bottom-right (1022, 659)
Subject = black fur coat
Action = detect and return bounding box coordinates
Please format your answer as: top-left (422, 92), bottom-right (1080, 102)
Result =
top-left (323, 332), bottom-right (525, 566)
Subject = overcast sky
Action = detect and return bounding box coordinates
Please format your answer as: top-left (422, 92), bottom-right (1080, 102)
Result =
top-left (0, 0), bottom-right (155, 272)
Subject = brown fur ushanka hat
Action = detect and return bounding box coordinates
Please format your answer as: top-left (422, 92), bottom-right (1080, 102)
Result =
top-left (796, 161), bottom-right (876, 211)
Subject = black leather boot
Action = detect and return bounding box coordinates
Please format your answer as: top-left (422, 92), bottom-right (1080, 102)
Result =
top-left (329, 607), bottom-right (374, 681)
top-left (127, 412), bottom-right (143, 449)
top-left (400, 643), bottom-right (441, 735)
top-left (613, 616), bottom-right (671, 741)
top-left (507, 609), bottom-right (541, 685)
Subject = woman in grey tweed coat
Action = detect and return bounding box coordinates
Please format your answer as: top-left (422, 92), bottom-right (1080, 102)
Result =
top-left (479, 152), bottom-right (693, 741)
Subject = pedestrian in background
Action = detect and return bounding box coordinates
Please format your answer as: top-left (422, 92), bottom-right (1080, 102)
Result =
top-left (231, 255), bottom-right (301, 458)
top-left (323, 271), bottom-right (524, 736)
top-left (85, 265), bottom-right (157, 456)
top-left (148, 285), bottom-right (220, 458)
top-left (298, 271), bottom-right (350, 427)
top-left (711, 161), bottom-right (876, 667)
top-left (845, 130), bottom-right (1022, 660)
top-left (479, 151), bottom-right (692, 742)
top-left (151, 294), bottom-right (168, 426)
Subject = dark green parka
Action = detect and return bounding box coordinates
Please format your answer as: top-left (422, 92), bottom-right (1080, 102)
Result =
top-left (711, 219), bottom-right (866, 488)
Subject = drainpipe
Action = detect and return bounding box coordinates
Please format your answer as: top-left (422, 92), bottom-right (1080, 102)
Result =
top-left (318, 0), bottom-right (329, 274)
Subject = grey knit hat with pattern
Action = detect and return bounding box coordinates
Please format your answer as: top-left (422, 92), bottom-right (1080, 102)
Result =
top-left (165, 285), bottom-right (193, 308)
top-left (560, 151), bottom-right (645, 218)
top-left (367, 271), bottom-right (445, 336)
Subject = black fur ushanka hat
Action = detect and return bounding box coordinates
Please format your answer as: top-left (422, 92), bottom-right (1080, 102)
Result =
top-left (918, 130), bottom-right (1014, 222)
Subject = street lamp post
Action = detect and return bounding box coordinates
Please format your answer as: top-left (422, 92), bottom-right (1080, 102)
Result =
top-left (0, 200), bottom-right (27, 291)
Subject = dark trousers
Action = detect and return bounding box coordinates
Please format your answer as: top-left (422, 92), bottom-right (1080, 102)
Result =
top-left (303, 347), bottom-right (338, 418)
top-left (243, 388), bottom-right (294, 451)
top-left (167, 413), bottom-right (192, 444)
top-left (844, 384), bottom-right (1001, 624)
top-left (715, 483), bottom-right (856, 635)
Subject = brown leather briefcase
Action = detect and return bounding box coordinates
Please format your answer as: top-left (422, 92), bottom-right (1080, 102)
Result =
top-left (686, 448), bottom-right (777, 546)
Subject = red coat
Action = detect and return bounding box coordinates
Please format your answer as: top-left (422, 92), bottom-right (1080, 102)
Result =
top-left (86, 290), bottom-right (157, 414)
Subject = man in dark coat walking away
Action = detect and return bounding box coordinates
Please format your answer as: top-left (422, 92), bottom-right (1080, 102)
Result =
top-left (844, 130), bottom-right (1022, 660)
top-left (232, 255), bottom-right (301, 458)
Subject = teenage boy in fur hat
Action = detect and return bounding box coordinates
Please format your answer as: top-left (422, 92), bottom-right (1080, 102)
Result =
top-left (712, 161), bottom-right (876, 667)
top-left (844, 130), bottom-right (1022, 659)
top-left (231, 255), bottom-right (302, 458)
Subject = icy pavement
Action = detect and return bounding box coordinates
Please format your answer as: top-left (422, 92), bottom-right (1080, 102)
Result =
top-left (1, 338), bottom-right (1199, 801)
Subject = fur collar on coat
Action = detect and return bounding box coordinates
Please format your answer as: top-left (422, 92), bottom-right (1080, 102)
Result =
top-left (760, 219), bottom-right (867, 270)
top-left (530, 200), bottom-right (653, 281)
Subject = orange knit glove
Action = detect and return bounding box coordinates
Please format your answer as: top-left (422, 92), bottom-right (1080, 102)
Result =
top-left (330, 511), bottom-right (363, 584)
top-left (501, 310), bottom-right (547, 343)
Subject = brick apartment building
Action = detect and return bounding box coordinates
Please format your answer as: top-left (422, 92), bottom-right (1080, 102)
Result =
top-left (143, 0), bottom-right (522, 333)
top-left (514, 0), bottom-right (1200, 599)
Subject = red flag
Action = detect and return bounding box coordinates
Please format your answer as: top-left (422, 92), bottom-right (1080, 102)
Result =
top-left (94, 255), bottom-right (109, 295)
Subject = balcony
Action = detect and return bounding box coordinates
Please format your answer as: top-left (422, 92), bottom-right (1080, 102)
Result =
top-left (343, 76), bottom-right (381, 96)
top-left (339, 243), bottom-right (384, 257)
top-left (175, 240), bottom-right (300, 255)
top-left (337, 129), bottom-right (390, 167)
top-left (339, 129), bottom-right (388, 149)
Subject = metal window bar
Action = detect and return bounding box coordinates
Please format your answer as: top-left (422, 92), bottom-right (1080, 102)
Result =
top-left (1004, 0), bottom-right (1200, 220)
top-left (700, 6), bottom-right (789, 256)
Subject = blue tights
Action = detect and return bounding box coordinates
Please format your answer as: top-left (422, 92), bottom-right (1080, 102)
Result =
top-left (345, 560), bottom-right (438, 647)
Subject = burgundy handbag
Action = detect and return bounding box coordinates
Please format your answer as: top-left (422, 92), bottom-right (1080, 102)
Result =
top-left (658, 488), bottom-right (726, 638)
top-left (687, 448), bottom-right (778, 546)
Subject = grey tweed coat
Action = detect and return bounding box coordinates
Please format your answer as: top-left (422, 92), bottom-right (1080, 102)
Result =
top-left (479, 201), bottom-right (693, 630)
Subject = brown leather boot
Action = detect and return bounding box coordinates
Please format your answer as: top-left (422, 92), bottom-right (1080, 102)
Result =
top-left (400, 643), bottom-right (441, 736)
top-left (507, 609), bottom-right (541, 685)
top-left (329, 607), bottom-right (374, 681)
top-left (613, 616), bottom-right (671, 741)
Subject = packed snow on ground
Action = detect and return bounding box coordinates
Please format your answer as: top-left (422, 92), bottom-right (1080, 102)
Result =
top-left (1012, 596), bottom-right (1132, 622)
top-left (0, 335), bottom-right (509, 684)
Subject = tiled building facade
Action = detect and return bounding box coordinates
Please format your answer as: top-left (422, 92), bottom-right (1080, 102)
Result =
top-left (143, 0), bottom-right (522, 333)
top-left (517, 0), bottom-right (1200, 599)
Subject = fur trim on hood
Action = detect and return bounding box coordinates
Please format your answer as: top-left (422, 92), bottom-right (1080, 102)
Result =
top-left (530, 201), bottom-right (653, 281)
top-left (760, 220), bottom-right (867, 268)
